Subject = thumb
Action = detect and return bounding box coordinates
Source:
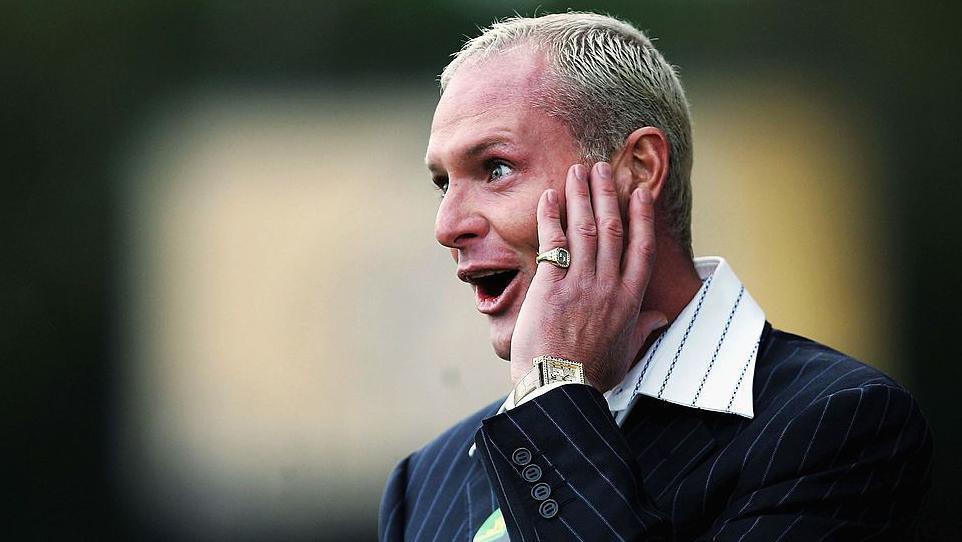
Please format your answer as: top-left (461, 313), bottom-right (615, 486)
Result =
top-left (633, 310), bottom-right (669, 346)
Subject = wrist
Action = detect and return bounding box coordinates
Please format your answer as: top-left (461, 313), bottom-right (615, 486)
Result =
top-left (512, 355), bottom-right (586, 404)
top-left (584, 365), bottom-right (616, 393)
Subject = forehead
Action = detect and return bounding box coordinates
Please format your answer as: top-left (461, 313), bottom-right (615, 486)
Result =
top-left (426, 48), bottom-right (561, 167)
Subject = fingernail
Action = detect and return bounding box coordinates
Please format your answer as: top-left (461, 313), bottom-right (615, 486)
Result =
top-left (573, 164), bottom-right (587, 181)
top-left (597, 162), bottom-right (612, 179)
top-left (545, 189), bottom-right (556, 204)
top-left (636, 186), bottom-right (651, 203)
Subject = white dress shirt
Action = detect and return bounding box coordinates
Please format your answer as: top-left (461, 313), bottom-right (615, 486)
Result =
top-left (468, 256), bottom-right (765, 457)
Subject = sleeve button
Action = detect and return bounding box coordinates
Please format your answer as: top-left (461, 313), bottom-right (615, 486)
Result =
top-left (511, 447), bottom-right (532, 466)
top-left (538, 499), bottom-right (558, 519)
top-left (521, 464), bottom-right (542, 482)
top-left (531, 482), bottom-right (551, 501)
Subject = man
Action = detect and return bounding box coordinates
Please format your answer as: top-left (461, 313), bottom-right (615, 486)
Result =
top-left (380, 12), bottom-right (931, 541)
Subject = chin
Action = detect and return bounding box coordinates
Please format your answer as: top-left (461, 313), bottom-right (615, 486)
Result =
top-left (489, 318), bottom-right (515, 361)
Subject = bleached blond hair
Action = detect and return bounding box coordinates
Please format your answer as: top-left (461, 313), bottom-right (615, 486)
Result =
top-left (440, 12), bottom-right (694, 253)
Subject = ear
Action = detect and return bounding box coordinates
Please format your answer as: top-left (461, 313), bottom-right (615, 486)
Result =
top-left (610, 126), bottom-right (670, 203)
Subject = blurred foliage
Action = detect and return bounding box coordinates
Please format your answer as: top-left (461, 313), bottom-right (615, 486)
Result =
top-left (2, 1), bottom-right (959, 539)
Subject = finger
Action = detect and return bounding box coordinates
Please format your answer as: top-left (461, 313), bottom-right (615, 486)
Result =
top-left (536, 188), bottom-right (568, 282)
top-left (566, 163), bottom-right (597, 274)
top-left (622, 186), bottom-right (657, 294)
top-left (590, 161), bottom-right (624, 279)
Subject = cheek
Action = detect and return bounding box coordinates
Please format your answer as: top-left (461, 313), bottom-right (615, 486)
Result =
top-left (492, 197), bottom-right (540, 252)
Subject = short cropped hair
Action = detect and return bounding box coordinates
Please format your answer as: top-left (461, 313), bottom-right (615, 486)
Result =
top-left (440, 12), bottom-right (694, 253)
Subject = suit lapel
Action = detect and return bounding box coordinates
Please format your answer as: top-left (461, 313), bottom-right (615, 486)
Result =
top-left (464, 401), bottom-right (504, 540)
top-left (465, 462), bottom-right (497, 541)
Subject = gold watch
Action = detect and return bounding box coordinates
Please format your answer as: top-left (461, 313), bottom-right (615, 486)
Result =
top-left (513, 355), bottom-right (586, 404)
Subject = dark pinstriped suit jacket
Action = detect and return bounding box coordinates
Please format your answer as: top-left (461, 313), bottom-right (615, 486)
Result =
top-left (380, 324), bottom-right (932, 541)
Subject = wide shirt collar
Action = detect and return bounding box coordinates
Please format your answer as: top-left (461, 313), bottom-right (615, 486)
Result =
top-left (606, 256), bottom-right (765, 421)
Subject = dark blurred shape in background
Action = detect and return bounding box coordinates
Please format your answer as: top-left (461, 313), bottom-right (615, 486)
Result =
top-left (4, 1), bottom-right (960, 540)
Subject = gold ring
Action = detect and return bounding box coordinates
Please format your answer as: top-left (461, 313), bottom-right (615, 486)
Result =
top-left (536, 247), bottom-right (571, 269)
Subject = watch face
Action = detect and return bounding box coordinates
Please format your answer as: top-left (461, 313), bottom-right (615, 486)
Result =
top-left (543, 359), bottom-right (584, 384)
top-left (547, 367), bottom-right (572, 381)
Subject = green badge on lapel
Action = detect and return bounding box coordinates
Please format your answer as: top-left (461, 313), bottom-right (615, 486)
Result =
top-left (473, 508), bottom-right (510, 542)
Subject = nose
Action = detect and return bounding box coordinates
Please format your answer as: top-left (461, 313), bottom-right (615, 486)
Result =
top-left (435, 185), bottom-right (489, 249)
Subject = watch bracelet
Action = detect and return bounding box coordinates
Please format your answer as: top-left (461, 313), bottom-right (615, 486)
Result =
top-left (512, 355), bottom-right (584, 404)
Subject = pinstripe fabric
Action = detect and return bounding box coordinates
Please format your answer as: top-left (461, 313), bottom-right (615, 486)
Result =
top-left (380, 325), bottom-right (932, 541)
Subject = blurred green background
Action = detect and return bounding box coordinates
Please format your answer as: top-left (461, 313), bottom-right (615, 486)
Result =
top-left (4, 1), bottom-right (960, 540)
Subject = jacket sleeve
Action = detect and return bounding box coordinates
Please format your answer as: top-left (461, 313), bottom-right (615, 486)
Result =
top-left (473, 383), bottom-right (670, 541)
top-left (695, 384), bottom-right (932, 540)
top-left (474, 383), bottom-right (932, 541)
top-left (379, 455), bottom-right (411, 542)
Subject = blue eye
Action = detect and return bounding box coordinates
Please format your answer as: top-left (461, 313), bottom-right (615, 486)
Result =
top-left (432, 176), bottom-right (449, 195)
top-left (489, 161), bottom-right (513, 181)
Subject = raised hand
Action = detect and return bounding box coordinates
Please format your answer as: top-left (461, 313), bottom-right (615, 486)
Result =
top-left (509, 161), bottom-right (668, 392)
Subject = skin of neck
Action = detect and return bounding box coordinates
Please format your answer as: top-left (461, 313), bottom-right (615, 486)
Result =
top-left (632, 215), bottom-right (703, 367)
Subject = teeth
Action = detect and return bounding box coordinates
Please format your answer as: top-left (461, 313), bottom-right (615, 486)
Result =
top-left (471, 270), bottom-right (509, 279)
top-left (458, 268), bottom-right (518, 284)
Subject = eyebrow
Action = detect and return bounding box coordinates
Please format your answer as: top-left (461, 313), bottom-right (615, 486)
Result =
top-left (425, 136), bottom-right (516, 174)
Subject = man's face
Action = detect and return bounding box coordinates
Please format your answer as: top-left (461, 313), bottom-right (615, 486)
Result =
top-left (425, 49), bottom-right (583, 360)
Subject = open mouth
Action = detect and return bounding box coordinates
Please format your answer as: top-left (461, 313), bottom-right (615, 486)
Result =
top-left (458, 266), bottom-right (523, 315)
top-left (471, 270), bottom-right (520, 300)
